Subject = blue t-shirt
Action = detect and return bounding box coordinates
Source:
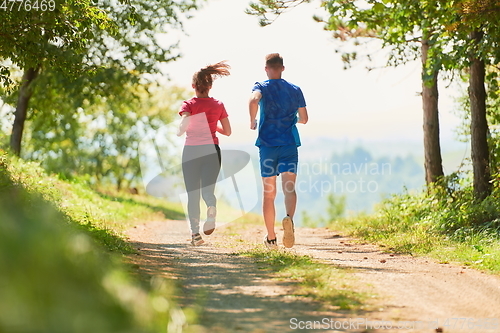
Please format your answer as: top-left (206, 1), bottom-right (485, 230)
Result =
top-left (252, 79), bottom-right (306, 147)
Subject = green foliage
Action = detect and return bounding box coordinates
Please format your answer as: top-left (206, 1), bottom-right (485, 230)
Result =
top-left (325, 193), bottom-right (346, 222)
top-left (245, 0), bottom-right (309, 26)
top-left (2, 151), bottom-right (185, 243)
top-left (246, 0), bottom-right (447, 69)
top-left (301, 210), bottom-right (318, 228)
top-left (0, 150), bottom-right (186, 332)
top-left (0, 0), bottom-right (202, 86)
top-left (1, 83), bottom-right (190, 188)
top-left (0, 0), bottom-right (115, 86)
top-left (449, 0), bottom-right (500, 65)
top-left (245, 0), bottom-right (500, 78)
top-left (1, 0), bottom-right (201, 174)
top-left (302, 193), bottom-right (346, 228)
top-left (1, 0), bottom-right (194, 184)
top-left (432, 175), bottom-right (500, 234)
top-left (3, 153), bottom-right (131, 252)
top-left (330, 170), bottom-right (500, 272)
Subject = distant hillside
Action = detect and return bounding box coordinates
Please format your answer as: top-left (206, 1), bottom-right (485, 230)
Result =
top-left (221, 137), bottom-right (469, 226)
top-left (297, 145), bottom-right (425, 215)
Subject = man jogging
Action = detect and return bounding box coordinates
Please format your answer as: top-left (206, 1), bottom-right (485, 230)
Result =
top-left (249, 53), bottom-right (308, 249)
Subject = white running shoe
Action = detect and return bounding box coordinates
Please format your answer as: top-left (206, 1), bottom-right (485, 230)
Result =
top-left (263, 235), bottom-right (278, 250)
top-left (191, 233), bottom-right (204, 246)
top-left (203, 206), bottom-right (216, 235)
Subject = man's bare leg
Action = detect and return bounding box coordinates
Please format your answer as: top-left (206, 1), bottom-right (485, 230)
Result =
top-left (281, 172), bottom-right (297, 218)
top-left (262, 176), bottom-right (277, 240)
top-left (281, 172), bottom-right (297, 248)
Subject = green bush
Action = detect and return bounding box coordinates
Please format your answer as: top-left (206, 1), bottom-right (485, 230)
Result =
top-left (364, 172), bottom-right (500, 241)
top-left (330, 170), bottom-right (500, 272)
top-left (429, 172), bottom-right (500, 236)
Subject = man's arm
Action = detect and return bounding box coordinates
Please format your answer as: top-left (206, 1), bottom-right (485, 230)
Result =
top-left (297, 107), bottom-right (308, 124)
top-left (249, 91), bottom-right (261, 130)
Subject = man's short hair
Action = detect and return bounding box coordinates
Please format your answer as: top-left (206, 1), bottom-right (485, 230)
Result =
top-left (265, 53), bottom-right (283, 68)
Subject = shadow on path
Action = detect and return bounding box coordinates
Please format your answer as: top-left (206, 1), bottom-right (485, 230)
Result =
top-left (125, 221), bottom-right (375, 333)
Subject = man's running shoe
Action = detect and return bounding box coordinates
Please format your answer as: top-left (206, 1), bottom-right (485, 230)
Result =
top-left (263, 236), bottom-right (278, 250)
top-left (203, 206), bottom-right (216, 235)
top-left (191, 233), bottom-right (204, 246)
top-left (282, 216), bottom-right (295, 248)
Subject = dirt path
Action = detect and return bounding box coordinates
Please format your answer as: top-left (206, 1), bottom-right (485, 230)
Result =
top-left (125, 220), bottom-right (500, 333)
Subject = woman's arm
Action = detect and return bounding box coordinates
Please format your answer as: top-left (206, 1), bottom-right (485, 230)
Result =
top-left (217, 117), bottom-right (232, 136)
top-left (177, 112), bottom-right (190, 136)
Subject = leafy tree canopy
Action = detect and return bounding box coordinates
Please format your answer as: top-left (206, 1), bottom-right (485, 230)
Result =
top-left (0, 0), bottom-right (202, 87)
top-left (0, 0), bottom-right (115, 86)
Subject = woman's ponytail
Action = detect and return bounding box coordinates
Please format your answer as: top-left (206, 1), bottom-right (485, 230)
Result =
top-left (192, 61), bottom-right (230, 94)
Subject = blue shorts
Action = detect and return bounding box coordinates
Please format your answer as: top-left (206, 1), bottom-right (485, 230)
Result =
top-left (259, 145), bottom-right (298, 177)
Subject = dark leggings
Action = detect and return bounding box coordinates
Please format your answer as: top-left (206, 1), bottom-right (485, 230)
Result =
top-left (182, 144), bottom-right (221, 234)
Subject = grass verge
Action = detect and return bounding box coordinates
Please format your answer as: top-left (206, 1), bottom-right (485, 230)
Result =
top-left (214, 214), bottom-right (372, 312)
top-left (239, 247), bottom-right (370, 311)
top-left (4, 153), bottom-right (184, 253)
top-left (0, 151), bottom-right (186, 332)
top-left (329, 185), bottom-right (500, 273)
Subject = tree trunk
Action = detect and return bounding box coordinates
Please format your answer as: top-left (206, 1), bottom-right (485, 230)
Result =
top-left (10, 67), bottom-right (39, 156)
top-left (469, 30), bottom-right (491, 201)
top-left (421, 38), bottom-right (444, 184)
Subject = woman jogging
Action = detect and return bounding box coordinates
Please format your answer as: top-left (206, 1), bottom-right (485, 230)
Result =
top-left (177, 61), bottom-right (232, 246)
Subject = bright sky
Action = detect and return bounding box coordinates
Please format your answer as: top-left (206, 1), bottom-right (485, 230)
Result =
top-left (160, 0), bottom-right (464, 148)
